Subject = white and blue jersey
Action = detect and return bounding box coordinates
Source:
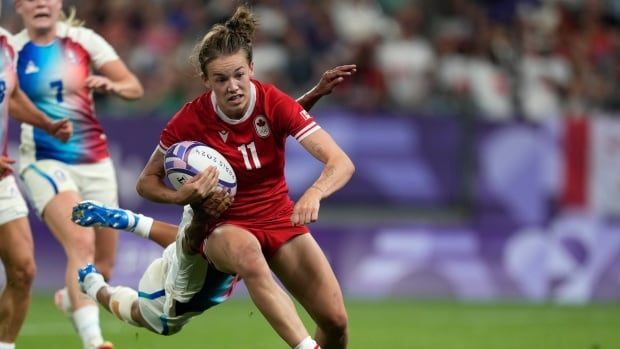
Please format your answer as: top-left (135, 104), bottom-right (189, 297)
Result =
top-left (12, 22), bottom-right (118, 165)
top-left (137, 244), bottom-right (238, 335)
top-left (137, 207), bottom-right (238, 335)
top-left (0, 28), bottom-right (16, 159)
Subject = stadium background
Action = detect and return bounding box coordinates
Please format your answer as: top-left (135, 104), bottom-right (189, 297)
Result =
top-left (1, 0), bottom-right (620, 348)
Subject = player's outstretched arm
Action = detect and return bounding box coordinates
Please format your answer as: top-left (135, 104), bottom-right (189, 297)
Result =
top-left (296, 64), bottom-right (356, 111)
top-left (72, 201), bottom-right (177, 248)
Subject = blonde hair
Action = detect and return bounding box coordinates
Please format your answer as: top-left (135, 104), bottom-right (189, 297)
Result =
top-left (59, 6), bottom-right (84, 27)
top-left (193, 5), bottom-right (257, 77)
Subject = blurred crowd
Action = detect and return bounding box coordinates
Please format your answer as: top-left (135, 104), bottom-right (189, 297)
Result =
top-left (3, 0), bottom-right (620, 121)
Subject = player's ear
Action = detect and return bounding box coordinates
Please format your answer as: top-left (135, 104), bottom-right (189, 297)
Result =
top-left (202, 73), bottom-right (211, 89)
top-left (249, 61), bottom-right (254, 78)
top-left (14, 0), bottom-right (23, 14)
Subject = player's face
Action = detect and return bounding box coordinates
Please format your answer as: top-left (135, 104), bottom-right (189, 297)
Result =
top-left (205, 51), bottom-right (254, 119)
top-left (15, 0), bottom-right (63, 32)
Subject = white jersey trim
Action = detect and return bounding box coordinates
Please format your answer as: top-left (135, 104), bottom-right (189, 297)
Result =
top-left (210, 82), bottom-right (257, 125)
top-left (12, 22), bottom-right (119, 69)
top-left (295, 124), bottom-right (321, 142)
top-left (0, 27), bottom-right (13, 44)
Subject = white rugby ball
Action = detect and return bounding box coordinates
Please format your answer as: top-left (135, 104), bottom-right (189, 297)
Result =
top-left (164, 141), bottom-right (237, 196)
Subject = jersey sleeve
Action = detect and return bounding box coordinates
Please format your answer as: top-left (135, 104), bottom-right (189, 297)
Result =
top-left (266, 85), bottom-right (321, 142)
top-left (159, 112), bottom-right (185, 153)
top-left (70, 26), bottom-right (119, 69)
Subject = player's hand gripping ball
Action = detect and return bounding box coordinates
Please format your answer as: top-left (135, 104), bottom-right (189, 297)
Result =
top-left (164, 141), bottom-right (237, 197)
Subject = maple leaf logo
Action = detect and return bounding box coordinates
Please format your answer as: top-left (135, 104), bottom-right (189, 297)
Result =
top-left (254, 116), bottom-right (270, 138)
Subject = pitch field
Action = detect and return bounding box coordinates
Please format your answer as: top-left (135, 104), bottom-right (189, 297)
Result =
top-left (17, 294), bottom-right (620, 348)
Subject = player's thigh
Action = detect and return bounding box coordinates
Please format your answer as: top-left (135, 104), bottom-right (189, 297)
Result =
top-left (0, 219), bottom-right (35, 272)
top-left (0, 217), bottom-right (36, 283)
top-left (0, 176), bottom-right (33, 266)
top-left (205, 224), bottom-right (263, 275)
top-left (71, 159), bottom-right (119, 265)
top-left (44, 191), bottom-right (95, 258)
top-left (20, 159), bottom-right (79, 217)
top-left (269, 234), bottom-right (346, 323)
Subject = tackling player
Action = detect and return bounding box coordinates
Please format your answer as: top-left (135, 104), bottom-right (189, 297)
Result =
top-left (76, 167), bottom-right (238, 336)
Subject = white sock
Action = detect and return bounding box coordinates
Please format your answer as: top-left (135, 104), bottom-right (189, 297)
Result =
top-left (72, 305), bottom-right (103, 348)
top-left (294, 336), bottom-right (320, 349)
top-left (0, 342), bottom-right (15, 349)
top-left (129, 213), bottom-right (153, 239)
top-left (83, 273), bottom-right (108, 301)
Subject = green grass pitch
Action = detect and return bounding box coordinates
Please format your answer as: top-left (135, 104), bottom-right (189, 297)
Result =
top-left (17, 294), bottom-right (620, 348)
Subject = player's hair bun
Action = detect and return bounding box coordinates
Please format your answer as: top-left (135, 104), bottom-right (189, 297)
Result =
top-left (225, 5), bottom-right (256, 44)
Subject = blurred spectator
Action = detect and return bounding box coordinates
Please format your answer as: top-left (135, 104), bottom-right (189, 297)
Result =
top-left (517, 2), bottom-right (572, 122)
top-left (332, 38), bottom-right (388, 113)
top-left (375, 3), bottom-right (436, 111)
top-left (466, 22), bottom-right (515, 120)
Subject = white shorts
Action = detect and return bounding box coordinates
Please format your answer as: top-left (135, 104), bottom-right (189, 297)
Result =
top-left (138, 213), bottom-right (238, 336)
top-left (19, 158), bottom-right (118, 217)
top-left (0, 175), bottom-right (29, 225)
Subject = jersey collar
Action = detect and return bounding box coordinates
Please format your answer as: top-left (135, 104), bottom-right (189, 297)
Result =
top-left (211, 81), bottom-right (257, 125)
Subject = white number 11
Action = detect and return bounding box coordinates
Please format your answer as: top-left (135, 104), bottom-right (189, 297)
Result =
top-left (237, 142), bottom-right (262, 170)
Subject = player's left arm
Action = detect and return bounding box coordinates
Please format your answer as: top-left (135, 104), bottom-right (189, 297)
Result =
top-left (86, 59), bottom-right (144, 100)
top-left (182, 205), bottom-right (211, 255)
top-left (9, 84), bottom-right (73, 142)
top-left (296, 64), bottom-right (356, 111)
top-left (292, 130), bottom-right (355, 225)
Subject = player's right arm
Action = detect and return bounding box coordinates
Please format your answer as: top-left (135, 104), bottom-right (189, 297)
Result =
top-left (136, 147), bottom-right (218, 205)
top-left (9, 84), bottom-right (73, 143)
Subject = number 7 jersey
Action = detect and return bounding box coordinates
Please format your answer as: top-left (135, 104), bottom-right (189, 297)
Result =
top-left (159, 80), bottom-right (321, 221)
top-left (12, 22), bottom-right (119, 165)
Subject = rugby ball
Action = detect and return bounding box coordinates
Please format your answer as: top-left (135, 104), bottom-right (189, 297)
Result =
top-left (164, 141), bottom-right (237, 196)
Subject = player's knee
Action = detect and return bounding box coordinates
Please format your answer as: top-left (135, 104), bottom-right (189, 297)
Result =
top-left (69, 234), bottom-right (96, 261)
top-left (7, 257), bottom-right (36, 291)
top-left (319, 309), bottom-right (349, 339)
top-left (234, 242), bottom-right (268, 279)
top-left (108, 286), bottom-right (140, 326)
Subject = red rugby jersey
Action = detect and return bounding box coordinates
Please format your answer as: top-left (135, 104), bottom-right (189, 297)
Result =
top-left (159, 80), bottom-right (321, 221)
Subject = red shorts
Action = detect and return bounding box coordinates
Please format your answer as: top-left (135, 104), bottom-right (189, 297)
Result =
top-left (208, 214), bottom-right (309, 259)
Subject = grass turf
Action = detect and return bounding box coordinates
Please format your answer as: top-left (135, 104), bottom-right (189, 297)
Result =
top-left (17, 294), bottom-right (620, 348)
